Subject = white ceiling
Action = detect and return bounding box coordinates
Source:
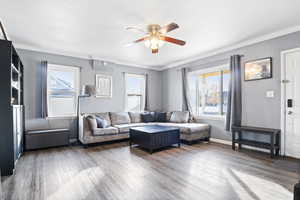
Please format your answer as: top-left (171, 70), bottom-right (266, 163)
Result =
top-left (1, 0), bottom-right (300, 70)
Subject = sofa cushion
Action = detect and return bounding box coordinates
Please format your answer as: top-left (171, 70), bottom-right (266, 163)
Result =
top-left (86, 115), bottom-right (97, 130)
top-left (129, 112), bottom-right (142, 123)
top-left (95, 116), bottom-right (109, 128)
top-left (96, 112), bottom-right (111, 126)
top-left (93, 127), bottom-right (119, 136)
top-left (170, 111), bottom-right (189, 123)
top-left (114, 123), bottom-right (146, 133)
top-left (110, 112), bottom-right (131, 125)
top-left (173, 123), bottom-right (210, 135)
top-left (155, 122), bottom-right (209, 135)
top-left (141, 112), bottom-right (155, 123)
top-left (166, 112), bottom-right (172, 122)
top-left (155, 112), bottom-right (167, 122)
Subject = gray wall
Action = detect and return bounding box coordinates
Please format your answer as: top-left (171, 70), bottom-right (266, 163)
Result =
top-left (162, 31), bottom-right (300, 141)
top-left (17, 49), bottom-right (163, 139)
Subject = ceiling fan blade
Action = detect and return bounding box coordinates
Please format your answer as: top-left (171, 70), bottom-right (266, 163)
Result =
top-left (160, 36), bottom-right (186, 46)
top-left (152, 49), bottom-right (158, 54)
top-left (160, 23), bottom-right (179, 34)
top-left (124, 37), bottom-right (147, 47)
top-left (125, 26), bottom-right (146, 33)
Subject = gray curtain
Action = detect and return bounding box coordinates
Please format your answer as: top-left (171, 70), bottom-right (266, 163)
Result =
top-left (181, 68), bottom-right (193, 112)
top-left (41, 61), bottom-right (48, 118)
top-left (225, 55), bottom-right (242, 131)
top-left (144, 74), bottom-right (150, 111)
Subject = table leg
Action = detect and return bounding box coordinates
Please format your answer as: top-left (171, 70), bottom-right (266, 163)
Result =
top-left (270, 134), bottom-right (274, 158)
top-left (238, 131), bottom-right (242, 149)
top-left (232, 131), bottom-right (236, 150)
top-left (276, 133), bottom-right (280, 156)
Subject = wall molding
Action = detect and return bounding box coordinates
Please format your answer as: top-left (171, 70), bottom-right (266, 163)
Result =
top-left (162, 25), bottom-right (300, 71)
top-left (210, 138), bottom-right (271, 154)
top-left (14, 44), bottom-right (161, 71)
top-left (13, 25), bottom-right (300, 72)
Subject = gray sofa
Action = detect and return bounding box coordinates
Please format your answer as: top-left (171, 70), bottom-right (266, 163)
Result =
top-left (79, 111), bottom-right (210, 145)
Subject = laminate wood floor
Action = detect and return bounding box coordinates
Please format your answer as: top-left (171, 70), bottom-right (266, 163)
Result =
top-left (2, 142), bottom-right (300, 200)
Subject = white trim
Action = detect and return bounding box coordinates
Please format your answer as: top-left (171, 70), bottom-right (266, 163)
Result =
top-left (196, 115), bottom-right (225, 121)
top-left (189, 64), bottom-right (229, 75)
top-left (14, 44), bottom-right (161, 71)
top-left (210, 138), bottom-right (232, 145)
top-left (210, 138), bottom-right (272, 154)
top-left (13, 25), bottom-right (300, 71)
top-left (47, 64), bottom-right (80, 118)
top-left (280, 47), bottom-right (300, 157)
top-left (124, 73), bottom-right (146, 112)
top-left (162, 25), bottom-right (300, 70)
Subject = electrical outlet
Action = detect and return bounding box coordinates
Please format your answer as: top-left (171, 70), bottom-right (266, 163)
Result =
top-left (266, 90), bottom-right (275, 98)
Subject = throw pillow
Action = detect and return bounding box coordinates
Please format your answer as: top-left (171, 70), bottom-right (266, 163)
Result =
top-left (86, 115), bottom-right (97, 130)
top-left (170, 111), bottom-right (189, 123)
top-left (129, 112), bottom-right (142, 123)
top-left (141, 113), bottom-right (155, 123)
top-left (95, 116), bottom-right (109, 128)
top-left (110, 112), bottom-right (131, 125)
top-left (166, 112), bottom-right (173, 122)
top-left (155, 112), bottom-right (167, 122)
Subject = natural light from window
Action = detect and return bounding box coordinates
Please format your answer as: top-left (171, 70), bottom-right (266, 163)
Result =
top-left (47, 64), bottom-right (79, 117)
top-left (190, 65), bottom-right (230, 118)
top-left (125, 73), bottom-right (146, 112)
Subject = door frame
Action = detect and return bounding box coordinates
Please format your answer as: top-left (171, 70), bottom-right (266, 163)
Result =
top-left (280, 47), bottom-right (300, 157)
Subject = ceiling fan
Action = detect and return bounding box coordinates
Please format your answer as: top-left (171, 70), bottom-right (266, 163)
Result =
top-left (125, 22), bottom-right (186, 53)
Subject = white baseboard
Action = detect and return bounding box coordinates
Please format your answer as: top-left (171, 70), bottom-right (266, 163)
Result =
top-left (210, 138), bottom-right (232, 145)
top-left (210, 138), bottom-right (271, 154)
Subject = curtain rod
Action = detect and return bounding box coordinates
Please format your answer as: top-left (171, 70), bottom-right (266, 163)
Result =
top-left (176, 54), bottom-right (245, 71)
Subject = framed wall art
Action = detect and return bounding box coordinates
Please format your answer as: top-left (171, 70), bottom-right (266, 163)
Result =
top-left (244, 57), bottom-right (272, 81)
top-left (95, 74), bottom-right (112, 98)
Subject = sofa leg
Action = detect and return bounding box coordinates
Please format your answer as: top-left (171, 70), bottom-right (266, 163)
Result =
top-left (83, 144), bottom-right (89, 148)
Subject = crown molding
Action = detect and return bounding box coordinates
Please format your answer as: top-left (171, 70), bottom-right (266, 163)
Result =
top-left (161, 25), bottom-right (300, 71)
top-left (13, 25), bottom-right (300, 72)
top-left (13, 43), bottom-right (161, 71)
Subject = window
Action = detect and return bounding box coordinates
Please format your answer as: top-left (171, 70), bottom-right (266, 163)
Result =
top-left (47, 64), bottom-right (80, 117)
top-left (125, 73), bottom-right (146, 112)
top-left (195, 65), bottom-right (230, 117)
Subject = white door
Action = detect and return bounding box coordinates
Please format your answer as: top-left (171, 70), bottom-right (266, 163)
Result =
top-left (284, 49), bottom-right (300, 159)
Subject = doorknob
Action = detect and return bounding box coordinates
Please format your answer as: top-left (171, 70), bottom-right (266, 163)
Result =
top-left (287, 111), bottom-right (293, 115)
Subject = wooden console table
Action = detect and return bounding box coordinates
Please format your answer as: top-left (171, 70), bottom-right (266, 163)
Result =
top-left (231, 126), bottom-right (281, 158)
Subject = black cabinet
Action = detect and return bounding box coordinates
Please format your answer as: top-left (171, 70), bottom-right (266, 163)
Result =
top-left (0, 39), bottom-right (24, 176)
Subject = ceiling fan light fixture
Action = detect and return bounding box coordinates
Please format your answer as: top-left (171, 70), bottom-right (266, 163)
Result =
top-left (126, 22), bottom-right (185, 53)
top-left (144, 36), bottom-right (164, 50)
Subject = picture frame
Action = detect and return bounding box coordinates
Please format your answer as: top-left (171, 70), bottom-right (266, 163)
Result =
top-left (244, 57), bottom-right (272, 81)
top-left (95, 74), bottom-right (112, 98)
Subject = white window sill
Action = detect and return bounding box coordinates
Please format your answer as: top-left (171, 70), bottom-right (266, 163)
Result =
top-left (195, 114), bottom-right (225, 121)
top-left (46, 116), bottom-right (77, 120)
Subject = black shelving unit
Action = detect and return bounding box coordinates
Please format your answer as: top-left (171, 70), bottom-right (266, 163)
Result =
top-left (0, 39), bottom-right (24, 176)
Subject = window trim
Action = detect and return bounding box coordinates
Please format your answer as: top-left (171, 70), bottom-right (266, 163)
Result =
top-left (192, 64), bottom-right (229, 120)
top-left (124, 73), bottom-right (146, 112)
top-left (47, 64), bottom-right (80, 118)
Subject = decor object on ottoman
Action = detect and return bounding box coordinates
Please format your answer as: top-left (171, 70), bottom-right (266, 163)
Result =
top-left (244, 57), bottom-right (272, 81)
top-left (130, 125), bottom-right (180, 153)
